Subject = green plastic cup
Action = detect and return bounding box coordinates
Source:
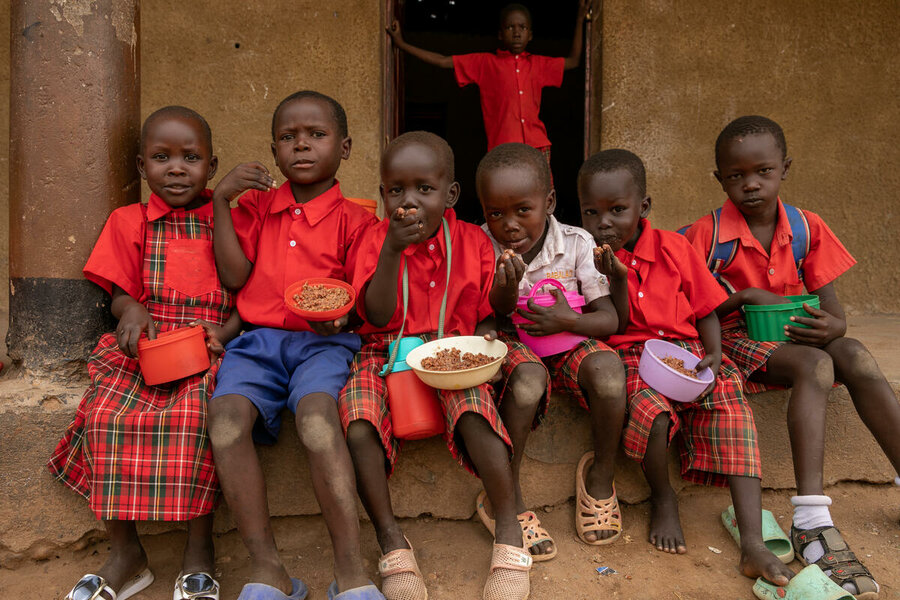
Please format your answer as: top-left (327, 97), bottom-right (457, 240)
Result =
top-left (744, 294), bottom-right (820, 342)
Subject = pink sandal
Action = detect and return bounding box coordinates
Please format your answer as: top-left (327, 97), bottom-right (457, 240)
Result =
top-left (482, 543), bottom-right (532, 600)
top-left (378, 538), bottom-right (428, 600)
top-left (575, 451), bottom-right (622, 545)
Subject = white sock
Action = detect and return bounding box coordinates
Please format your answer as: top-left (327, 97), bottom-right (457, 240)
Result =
top-left (895, 476), bottom-right (900, 486)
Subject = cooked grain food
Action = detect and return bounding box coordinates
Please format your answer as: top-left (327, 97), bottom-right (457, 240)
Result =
top-left (421, 348), bottom-right (495, 371)
top-left (293, 283), bottom-right (351, 312)
top-left (661, 355), bottom-right (699, 379)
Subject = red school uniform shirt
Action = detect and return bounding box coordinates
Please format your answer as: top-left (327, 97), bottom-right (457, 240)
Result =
top-left (353, 209), bottom-right (495, 336)
top-left (683, 198), bottom-right (856, 327)
top-left (606, 219), bottom-right (728, 349)
top-left (231, 180), bottom-right (377, 331)
top-left (84, 190), bottom-right (218, 302)
top-left (453, 50), bottom-right (564, 151)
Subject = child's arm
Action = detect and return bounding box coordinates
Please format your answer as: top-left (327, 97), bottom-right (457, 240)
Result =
top-left (365, 207), bottom-right (425, 327)
top-left (784, 282), bottom-right (847, 347)
top-left (386, 21), bottom-right (453, 69)
top-left (713, 287), bottom-right (791, 319)
top-left (212, 162), bottom-right (275, 290)
top-left (111, 285), bottom-right (156, 358)
top-left (593, 244), bottom-right (629, 334)
top-left (564, 0), bottom-right (592, 70)
top-left (695, 311), bottom-right (723, 396)
top-left (489, 249), bottom-right (526, 316)
top-left (191, 311), bottom-right (242, 358)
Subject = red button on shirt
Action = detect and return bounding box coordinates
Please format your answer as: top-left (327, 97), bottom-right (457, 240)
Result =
top-left (683, 198), bottom-right (856, 326)
top-left (453, 50), bottom-right (564, 151)
top-left (606, 219), bottom-right (728, 348)
top-left (353, 209), bottom-right (495, 336)
top-left (231, 181), bottom-right (377, 331)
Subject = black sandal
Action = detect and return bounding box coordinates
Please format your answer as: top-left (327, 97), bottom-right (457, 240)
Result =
top-left (791, 525), bottom-right (880, 600)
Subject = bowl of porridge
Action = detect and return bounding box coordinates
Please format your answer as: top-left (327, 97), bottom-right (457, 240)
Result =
top-left (405, 336), bottom-right (509, 390)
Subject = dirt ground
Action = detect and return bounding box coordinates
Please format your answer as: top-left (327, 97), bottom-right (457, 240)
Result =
top-left (2, 483), bottom-right (897, 600)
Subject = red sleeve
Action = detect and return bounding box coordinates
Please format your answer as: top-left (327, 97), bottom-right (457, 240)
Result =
top-left (534, 55), bottom-right (564, 88)
top-left (476, 231), bottom-right (496, 323)
top-left (342, 203), bottom-right (379, 283)
top-left (670, 233), bottom-right (728, 319)
top-left (800, 210), bottom-right (856, 292)
top-left (351, 221), bottom-right (393, 325)
top-left (682, 214), bottom-right (715, 262)
top-left (453, 53), bottom-right (487, 87)
top-left (83, 204), bottom-right (145, 299)
top-left (230, 189), bottom-right (266, 264)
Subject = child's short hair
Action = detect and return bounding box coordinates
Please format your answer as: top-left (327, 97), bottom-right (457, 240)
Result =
top-left (271, 90), bottom-right (348, 140)
top-left (383, 131), bottom-right (455, 180)
top-left (578, 149), bottom-right (647, 197)
top-left (715, 115), bottom-right (787, 165)
top-left (476, 142), bottom-right (551, 196)
top-left (141, 105), bottom-right (212, 151)
top-left (499, 3), bottom-right (532, 27)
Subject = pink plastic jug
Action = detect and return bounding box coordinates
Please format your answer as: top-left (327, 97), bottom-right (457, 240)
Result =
top-left (511, 278), bottom-right (587, 357)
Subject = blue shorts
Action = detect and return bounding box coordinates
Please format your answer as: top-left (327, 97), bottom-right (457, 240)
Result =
top-left (212, 328), bottom-right (361, 444)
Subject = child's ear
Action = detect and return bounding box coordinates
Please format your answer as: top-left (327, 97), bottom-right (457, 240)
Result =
top-left (546, 188), bottom-right (557, 215)
top-left (270, 142), bottom-right (278, 164)
top-left (713, 170), bottom-right (723, 184)
top-left (781, 156), bottom-right (792, 180)
top-left (640, 196), bottom-right (652, 219)
top-left (207, 155), bottom-right (219, 180)
top-left (341, 136), bottom-right (352, 161)
top-left (136, 155), bottom-right (147, 180)
top-left (379, 183), bottom-right (386, 203)
top-left (445, 181), bottom-right (461, 209)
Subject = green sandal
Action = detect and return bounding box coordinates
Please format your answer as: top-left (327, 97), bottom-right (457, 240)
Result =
top-left (720, 505), bottom-right (794, 564)
top-left (792, 525), bottom-right (880, 600)
top-left (753, 565), bottom-right (854, 600)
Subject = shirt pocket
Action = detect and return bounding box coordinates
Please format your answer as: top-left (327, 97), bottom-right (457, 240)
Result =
top-left (164, 238), bottom-right (219, 298)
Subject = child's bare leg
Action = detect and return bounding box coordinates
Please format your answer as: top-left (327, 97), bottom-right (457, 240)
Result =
top-left (728, 476), bottom-right (793, 585)
top-left (182, 513), bottom-right (215, 575)
top-left (345, 420), bottom-right (408, 554)
top-left (208, 394), bottom-right (291, 594)
top-left (295, 393), bottom-right (369, 592)
top-left (642, 413), bottom-right (686, 554)
top-left (455, 412), bottom-right (522, 548)
top-left (93, 520), bottom-right (147, 591)
top-left (579, 351), bottom-right (626, 542)
top-left (753, 344), bottom-right (833, 495)
top-left (826, 337), bottom-right (900, 475)
top-left (498, 362), bottom-right (552, 555)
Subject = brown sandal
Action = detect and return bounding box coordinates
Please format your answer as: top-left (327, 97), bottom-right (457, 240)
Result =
top-left (378, 538), bottom-right (428, 600)
top-left (575, 451), bottom-right (622, 545)
top-left (475, 490), bottom-right (557, 561)
top-left (482, 543), bottom-right (532, 600)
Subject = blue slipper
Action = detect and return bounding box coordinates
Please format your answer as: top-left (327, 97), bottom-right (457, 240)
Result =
top-left (237, 577), bottom-right (308, 600)
top-left (326, 580), bottom-right (386, 600)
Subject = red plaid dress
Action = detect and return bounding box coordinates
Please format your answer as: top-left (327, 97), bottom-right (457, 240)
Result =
top-left (339, 333), bottom-right (546, 475)
top-left (617, 339), bottom-right (761, 487)
top-left (48, 199), bottom-right (232, 521)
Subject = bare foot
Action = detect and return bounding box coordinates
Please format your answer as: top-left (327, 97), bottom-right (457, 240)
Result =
top-left (648, 490), bottom-right (687, 554)
top-left (739, 543), bottom-right (792, 586)
top-left (582, 461), bottom-right (617, 543)
top-left (95, 542), bottom-right (149, 593)
top-left (182, 531), bottom-right (215, 575)
top-left (376, 523), bottom-right (411, 555)
top-left (248, 557), bottom-right (293, 595)
top-left (482, 492), bottom-right (555, 557)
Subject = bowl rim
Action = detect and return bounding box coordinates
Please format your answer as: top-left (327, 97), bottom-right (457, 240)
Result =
top-left (643, 339), bottom-right (714, 384)
top-left (743, 294), bottom-right (819, 313)
top-left (137, 325), bottom-right (204, 351)
top-left (406, 336), bottom-right (509, 375)
top-left (284, 277), bottom-right (356, 321)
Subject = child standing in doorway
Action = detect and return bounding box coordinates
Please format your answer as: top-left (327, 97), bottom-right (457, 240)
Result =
top-left (386, 1), bottom-right (592, 162)
top-left (50, 106), bottom-right (239, 600)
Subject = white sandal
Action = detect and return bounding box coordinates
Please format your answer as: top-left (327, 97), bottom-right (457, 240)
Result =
top-left (173, 571), bottom-right (220, 600)
top-left (67, 568), bottom-right (154, 600)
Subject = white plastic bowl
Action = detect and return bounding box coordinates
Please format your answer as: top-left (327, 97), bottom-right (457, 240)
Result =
top-left (405, 336), bottom-right (509, 390)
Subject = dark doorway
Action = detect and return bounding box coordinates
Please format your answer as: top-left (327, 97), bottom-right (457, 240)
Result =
top-left (397, 0), bottom-right (588, 226)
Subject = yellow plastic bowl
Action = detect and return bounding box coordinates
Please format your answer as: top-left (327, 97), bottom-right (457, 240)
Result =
top-left (405, 336), bottom-right (508, 390)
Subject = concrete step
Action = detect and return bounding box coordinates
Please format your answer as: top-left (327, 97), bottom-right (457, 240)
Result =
top-left (1, 315), bottom-right (897, 565)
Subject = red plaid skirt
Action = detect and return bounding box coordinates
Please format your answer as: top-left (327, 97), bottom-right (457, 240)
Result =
top-left (543, 338), bottom-right (616, 410)
top-left (338, 333), bottom-right (544, 475)
top-left (617, 339), bottom-right (761, 487)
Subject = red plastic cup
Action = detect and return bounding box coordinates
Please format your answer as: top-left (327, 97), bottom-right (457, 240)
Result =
top-left (137, 326), bottom-right (209, 385)
top-left (385, 337), bottom-right (445, 440)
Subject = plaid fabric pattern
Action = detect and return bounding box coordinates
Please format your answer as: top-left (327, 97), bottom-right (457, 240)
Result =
top-left (721, 321), bottom-right (783, 394)
top-left (543, 338), bottom-right (615, 410)
top-left (617, 339), bottom-right (761, 487)
top-left (339, 333), bottom-right (543, 475)
top-left (48, 212), bottom-right (232, 521)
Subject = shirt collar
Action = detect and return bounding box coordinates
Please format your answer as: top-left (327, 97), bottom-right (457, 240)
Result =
top-left (496, 49), bottom-right (530, 59)
top-left (402, 208), bottom-right (457, 258)
top-left (616, 218), bottom-right (656, 264)
top-left (530, 215), bottom-right (564, 268)
top-left (146, 189), bottom-right (214, 221)
top-left (719, 197), bottom-right (793, 248)
top-left (270, 180), bottom-right (345, 227)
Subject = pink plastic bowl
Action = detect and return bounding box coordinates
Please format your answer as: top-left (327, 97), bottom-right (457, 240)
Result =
top-left (638, 339), bottom-right (715, 403)
top-left (511, 278), bottom-right (587, 357)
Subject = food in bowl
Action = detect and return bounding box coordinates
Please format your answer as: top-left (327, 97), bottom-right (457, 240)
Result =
top-left (660, 356), bottom-right (699, 379)
top-left (420, 348), bottom-right (496, 371)
top-left (292, 282), bottom-right (351, 312)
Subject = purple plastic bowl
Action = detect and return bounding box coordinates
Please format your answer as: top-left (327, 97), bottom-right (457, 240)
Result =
top-left (638, 339), bottom-right (714, 403)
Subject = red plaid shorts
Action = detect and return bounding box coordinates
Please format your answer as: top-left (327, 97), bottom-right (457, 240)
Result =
top-left (617, 339), bottom-right (761, 487)
top-left (338, 333), bottom-right (546, 475)
top-left (543, 338), bottom-right (616, 410)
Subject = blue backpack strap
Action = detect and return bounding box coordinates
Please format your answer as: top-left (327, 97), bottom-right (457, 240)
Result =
top-left (782, 203), bottom-right (810, 281)
top-left (676, 224), bottom-right (689, 235)
top-left (708, 207), bottom-right (738, 277)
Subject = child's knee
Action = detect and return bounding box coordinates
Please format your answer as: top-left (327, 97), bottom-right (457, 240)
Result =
top-left (345, 419), bottom-right (379, 451)
top-left (832, 337), bottom-right (883, 382)
top-left (505, 362), bottom-right (547, 409)
top-left (208, 395), bottom-right (254, 449)
top-left (649, 413), bottom-right (670, 438)
top-left (580, 352), bottom-right (626, 401)
top-left (790, 348), bottom-right (834, 390)
top-left (295, 397), bottom-right (341, 453)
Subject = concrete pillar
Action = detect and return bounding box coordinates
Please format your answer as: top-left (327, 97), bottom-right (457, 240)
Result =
top-left (9, 1), bottom-right (140, 376)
